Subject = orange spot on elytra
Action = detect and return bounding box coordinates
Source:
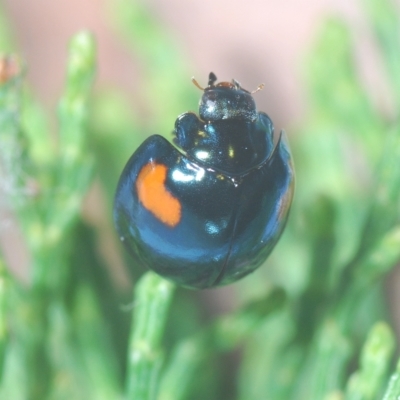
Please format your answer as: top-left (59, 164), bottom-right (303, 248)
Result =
top-left (136, 162), bottom-right (181, 227)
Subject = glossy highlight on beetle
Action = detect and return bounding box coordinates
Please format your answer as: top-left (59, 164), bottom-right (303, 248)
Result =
top-left (114, 72), bottom-right (295, 289)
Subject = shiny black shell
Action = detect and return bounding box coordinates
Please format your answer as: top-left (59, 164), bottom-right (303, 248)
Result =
top-left (114, 73), bottom-right (295, 289)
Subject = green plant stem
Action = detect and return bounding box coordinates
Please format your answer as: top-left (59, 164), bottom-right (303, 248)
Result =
top-left (344, 322), bottom-right (394, 400)
top-left (364, 0), bottom-right (400, 109)
top-left (291, 318), bottom-right (353, 400)
top-left (354, 127), bottom-right (400, 263)
top-left (32, 31), bottom-right (96, 289)
top-left (125, 272), bottom-right (176, 400)
top-left (288, 224), bottom-right (400, 399)
top-left (159, 288), bottom-right (286, 400)
top-left (0, 251), bottom-right (7, 381)
top-left (382, 359), bottom-right (400, 400)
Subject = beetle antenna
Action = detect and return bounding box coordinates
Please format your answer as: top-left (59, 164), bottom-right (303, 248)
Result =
top-left (251, 83), bottom-right (265, 94)
top-left (191, 76), bottom-right (205, 91)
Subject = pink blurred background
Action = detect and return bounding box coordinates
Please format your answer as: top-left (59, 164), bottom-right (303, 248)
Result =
top-left (2, 0), bottom-right (367, 125)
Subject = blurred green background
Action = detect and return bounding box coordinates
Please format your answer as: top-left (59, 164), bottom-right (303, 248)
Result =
top-left (0, 0), bottom-right (400, 399)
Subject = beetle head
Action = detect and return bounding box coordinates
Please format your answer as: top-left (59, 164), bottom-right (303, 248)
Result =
top-left (193, 72), bottom-right (259, 122)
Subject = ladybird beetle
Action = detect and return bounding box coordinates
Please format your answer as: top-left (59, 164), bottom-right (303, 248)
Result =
top-left (114, 72), bottom-right (295, 289)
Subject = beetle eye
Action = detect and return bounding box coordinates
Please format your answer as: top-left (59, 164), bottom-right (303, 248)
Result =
top-left (208, 72), bottom-right (217, 86)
